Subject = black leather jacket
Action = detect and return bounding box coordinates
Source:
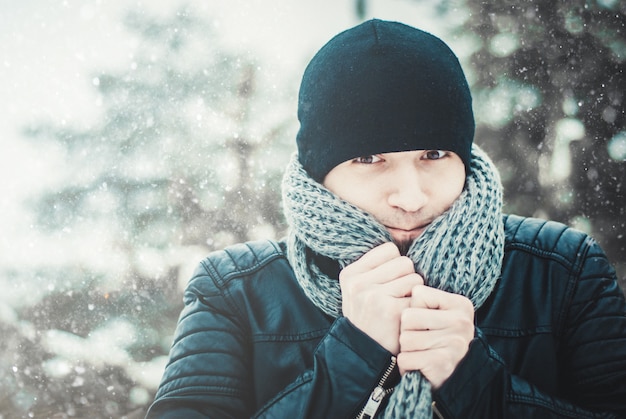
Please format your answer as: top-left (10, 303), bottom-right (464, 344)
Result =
top-left (147, 215), bottom-right (626, 418)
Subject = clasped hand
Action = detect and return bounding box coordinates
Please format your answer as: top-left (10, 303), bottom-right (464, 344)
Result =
top-left (339, 242), bottom-right (475, 389)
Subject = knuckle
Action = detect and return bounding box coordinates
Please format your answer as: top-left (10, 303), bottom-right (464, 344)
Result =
top-left (413, 273), bottom-right (425, 285)
top-left (396, 351), bottom-right (409, 367)
top-left (400, 309), bottom-right (410, 324)
top-left (341, 276), bottom-right (365, 293)
top-left (338, 265), bottom-right (355, 280)
top-left (442, 358), bottom-right (456, 375)
top-left (450, 334), bottom-right (466, 348)
top-left (411, 283), bottom-right (424, 297)
top-left (402, 306), bottom-right (419, 323)
top-left (451, 293), bottom-right (475, 313)
top-left (447, 335), bottom-right (471, 356)
top-left (398, 333), bottom-right (409, 349)
top-left (338, 276), bottom-right (352, 292)
top-left (462, 297), bottom-right (475, 312)
top-left (399, 256), bottom-right (415, 272)
top-left (456, 312), bottom-right (472, 326)
top-left (338, 270), bottom-right (349, 283)
top-left (383, 241), bottom-right (401, 255)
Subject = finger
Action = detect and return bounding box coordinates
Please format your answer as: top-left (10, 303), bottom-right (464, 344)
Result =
top-left (341, 242), bottom-right (401, 275)
top-left (366, 256), bottom-right (417, 285)
top-left (410, 285), bottom-right (474, 313)
top-left (396, 347), bottom-right (458, 385)
top-left (401, 307), bottom-right (464, 332)
top-left (409, 285), bottom-right (442, 309)
top-left (401, 307), bottom-right (438, 331)
top-left (384, 274), bottom-right (425, 298)
top-left (400, 306), bottom-right (474, 341)
top-left (341, 253), bottom-right (416, 286)
top-left (399, 329), bottom-right (448, 352)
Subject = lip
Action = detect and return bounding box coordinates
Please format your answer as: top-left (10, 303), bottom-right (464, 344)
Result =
top-left (385, 224), bottom-right (429, 240)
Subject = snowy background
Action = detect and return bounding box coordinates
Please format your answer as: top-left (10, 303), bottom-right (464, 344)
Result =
top-left (1, 0), bottom-right (624, 418)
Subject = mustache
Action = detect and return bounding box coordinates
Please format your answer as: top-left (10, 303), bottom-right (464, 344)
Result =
top-left (383, 220), bottom-right (433, 232)
top-left (378, 212), bottom-right (436, 231)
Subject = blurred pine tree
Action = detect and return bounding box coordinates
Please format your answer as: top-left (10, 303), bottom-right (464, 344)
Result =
top-left (6, 6), bottom-right (294, 417)
top-left (457, 0), bottom-right (625, 289)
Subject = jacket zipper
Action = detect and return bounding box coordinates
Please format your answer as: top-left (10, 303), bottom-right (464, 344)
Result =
top-left (432, 401), bottom-right (445, 419)
top-left (356, 356), bottom-right (396, 419)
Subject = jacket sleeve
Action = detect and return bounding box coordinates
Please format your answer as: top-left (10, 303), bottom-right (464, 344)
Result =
top-left (146, 259), bottom-right (394, 418)
top-left (433, 239), bottom-right (626, 418)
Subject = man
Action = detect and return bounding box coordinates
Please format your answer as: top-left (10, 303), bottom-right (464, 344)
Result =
top-left (147, 19), bottom-right (626, 418)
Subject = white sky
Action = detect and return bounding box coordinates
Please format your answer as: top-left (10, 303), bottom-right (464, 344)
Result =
top-left (0, 0), bottom-right (449, 269)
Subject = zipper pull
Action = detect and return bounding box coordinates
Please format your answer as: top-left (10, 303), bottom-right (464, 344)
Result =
top-left (432, 400), bottom-right (445, 419)
top-left (360, 386), bottom-right (386, 418)
top-left (356, 356), bottom-right (396, 419)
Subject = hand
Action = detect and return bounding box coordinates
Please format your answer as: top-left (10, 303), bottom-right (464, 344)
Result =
top-left (339, 242), bottom-right (424, 354)
top-left (397, 285), bottom-right (475, 389)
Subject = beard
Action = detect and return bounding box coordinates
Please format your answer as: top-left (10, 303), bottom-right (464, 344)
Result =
top-left (394, 239), bottom-right (414, 256)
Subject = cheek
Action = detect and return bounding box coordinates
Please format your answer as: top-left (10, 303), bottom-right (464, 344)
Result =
top-left (339, 185), bottom-right (384, 215)
top-left (324, 175), bottom-right (383, 214)
top-left (427, 163), bottom-right (466, 211)
top-left (441, 172), bottom-right (466, 207)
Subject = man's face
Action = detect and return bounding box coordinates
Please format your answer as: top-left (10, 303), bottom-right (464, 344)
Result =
top-left (323, 149), bottom-right (466, 252)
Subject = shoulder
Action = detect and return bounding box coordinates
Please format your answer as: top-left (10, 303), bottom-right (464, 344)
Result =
top-left (185, 239), bottom-right (291, 297)
top-left (181, 239), bottom-right (329, 337)
top-left (199, 240), bottom-right (287, 282)
top-left (502, 214), bottom-right (594, 269)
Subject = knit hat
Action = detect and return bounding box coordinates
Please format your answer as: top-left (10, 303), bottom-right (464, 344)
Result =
top-left (296, 19), bottom-right (475, 182)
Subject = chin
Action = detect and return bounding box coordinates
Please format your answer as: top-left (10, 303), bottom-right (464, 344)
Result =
top-left (394, 239), bottom-right (414, 256)
top-left (389, 229), bottom-right (425, 255)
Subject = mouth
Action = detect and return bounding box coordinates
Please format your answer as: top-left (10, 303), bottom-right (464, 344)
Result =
top-left (385, 224), bottom-right (429, 241)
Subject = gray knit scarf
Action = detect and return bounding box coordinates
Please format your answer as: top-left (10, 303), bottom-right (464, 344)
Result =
top-left (281, 145), bottom-right (504, 418)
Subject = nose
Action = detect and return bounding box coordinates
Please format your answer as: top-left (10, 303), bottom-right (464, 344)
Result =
top-left (386, 167), bottom-right (428, 213)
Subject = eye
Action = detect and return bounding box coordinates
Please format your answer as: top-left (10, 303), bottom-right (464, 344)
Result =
top-left (423, 150), bottom-right (447, 160)
top-left (352, 155), bottom-right (382, 164)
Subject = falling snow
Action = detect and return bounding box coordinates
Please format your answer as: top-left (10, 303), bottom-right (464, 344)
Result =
top-left (1, 0), bottom-right (624, 417)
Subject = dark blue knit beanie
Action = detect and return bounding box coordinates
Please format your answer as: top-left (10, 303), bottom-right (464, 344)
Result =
top-left (296, 19), bottom-right (475, 182)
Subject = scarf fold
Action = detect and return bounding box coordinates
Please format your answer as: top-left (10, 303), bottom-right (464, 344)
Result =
top-left (282, 145), bottom-right (504, 418)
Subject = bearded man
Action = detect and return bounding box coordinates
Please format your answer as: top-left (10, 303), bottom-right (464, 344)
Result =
top-left (147, 19), bottom-right (626, 418)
